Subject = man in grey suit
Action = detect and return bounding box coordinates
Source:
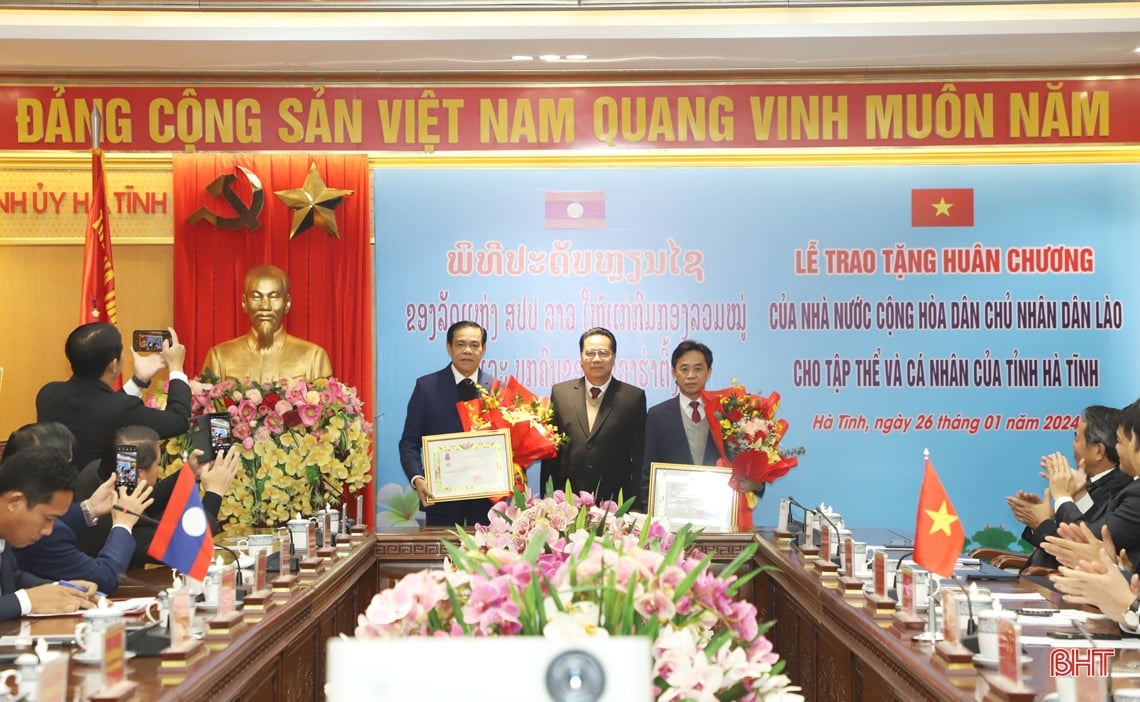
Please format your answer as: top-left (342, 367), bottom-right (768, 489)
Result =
top-left (639, 340), bottom-right (722, 509)
top-left (541, 327), bottom-right (646, 504)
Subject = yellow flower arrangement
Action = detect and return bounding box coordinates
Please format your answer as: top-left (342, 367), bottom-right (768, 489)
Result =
top-left (157, 375), bottom-right (373, 536)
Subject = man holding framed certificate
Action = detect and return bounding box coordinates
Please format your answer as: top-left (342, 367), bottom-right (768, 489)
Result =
top-left (398, 321), bottom-right (496, 527)
top-left (639, 340), bottom-right (722, 509)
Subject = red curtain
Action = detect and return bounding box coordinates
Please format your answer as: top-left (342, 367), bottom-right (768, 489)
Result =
top-left (172, 153), bottom-right (375, 526)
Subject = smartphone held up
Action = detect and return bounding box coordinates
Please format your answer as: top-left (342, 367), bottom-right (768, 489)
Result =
top-left (132, 329), bottom-right (171, 353)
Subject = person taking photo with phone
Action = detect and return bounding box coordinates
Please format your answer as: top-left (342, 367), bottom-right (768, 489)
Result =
top-left (35, 322), bottom-right (191, 468)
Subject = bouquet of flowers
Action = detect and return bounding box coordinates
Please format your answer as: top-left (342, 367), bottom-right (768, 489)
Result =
top-left (356, 489), bottom-right (802, 702)
top-left (457, 375), bottom-right (568, 496)
top-left (157, 375), bottom-right (373, 534)
top-left (701, 382), bottom-right (805, 529)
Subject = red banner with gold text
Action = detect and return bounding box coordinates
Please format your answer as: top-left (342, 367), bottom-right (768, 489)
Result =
top-left (0, 78), bottom-right (1133, 152)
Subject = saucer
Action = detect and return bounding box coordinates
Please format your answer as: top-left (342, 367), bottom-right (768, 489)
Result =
top-left (74, 650), bottom-right (137, 665)
top-left (972, 653), bottom-right (1031, 668)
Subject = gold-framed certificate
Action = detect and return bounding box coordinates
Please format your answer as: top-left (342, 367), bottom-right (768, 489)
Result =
top-left (422, 429), bottom-right (514, 502)
top-left (647, 462), bottom-right (738, 531)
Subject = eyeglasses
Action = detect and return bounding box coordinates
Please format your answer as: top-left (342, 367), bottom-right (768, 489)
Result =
top-left (452, 342), bottom-right (483, 351)
top-left (582, 349), bottom-right (613, 359)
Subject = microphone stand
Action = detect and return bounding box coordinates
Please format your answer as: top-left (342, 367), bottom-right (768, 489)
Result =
top-left (212, 543), bottom-right (246, 602)
top-left (1075, 619), bottom-right (1114, 699)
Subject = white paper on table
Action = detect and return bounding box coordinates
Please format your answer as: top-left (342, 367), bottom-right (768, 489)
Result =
top-left (1022, 634), bottom-right (1140, 650)
top-left (993, 593), bottom-right (1054, 602)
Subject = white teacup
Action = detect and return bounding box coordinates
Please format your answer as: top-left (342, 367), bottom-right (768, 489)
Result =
top-left (913, 569), bottom-right (941, 609)
top-left (849, 541), bottom-right (869, 577)
top-left (287, 517), bottom-right (311, 552)
top-left (976, 608), bottom-right (1017, 659)
top-left (142, 597), bottom-right (166, 628)
top-left (237, 533), bottom-right (275, 558)
top-left (74, 608), bottom-right (124, 661)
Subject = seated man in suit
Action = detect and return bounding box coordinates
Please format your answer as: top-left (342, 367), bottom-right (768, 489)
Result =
top-left (639, 340), bottom-right (721, 509)
top-left (1007, 405), bottom-right (1131, 570)
top-left (0, 447), bottom-right (100, 620)
top-left (7, 422), bottom-right (154, 594)
top-left (399, 320), bottom-right (495, 527)
top-left (541, 327), bottom-right (646, 504)
top-left (36, 322), bottom-right (191, 468)
top-left (1042, 399), bottom-right (1140, 570)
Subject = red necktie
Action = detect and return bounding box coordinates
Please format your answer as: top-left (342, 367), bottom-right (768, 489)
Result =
top-left (590, 387), bottom-right (601, 400)
top-left (690, 401), bottom-right (701, 423)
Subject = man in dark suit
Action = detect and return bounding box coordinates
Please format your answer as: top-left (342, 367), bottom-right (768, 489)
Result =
top-left (0, 448), bottom-right (99, 620)
top-left (36, 322), bottom-right (192, 468)
top-left (4, 421), bottom-right (154, 594)
top-left (399, 321), bottom-right (496, 527)
top-left (1008, 405), bottom-right (1133, 570)
top-left (639, 340), bottom-right (722, 509)
top-left (541, 327), bottom-right (646, 504)
top-left (1042, 400), bottom-right (1140, 569)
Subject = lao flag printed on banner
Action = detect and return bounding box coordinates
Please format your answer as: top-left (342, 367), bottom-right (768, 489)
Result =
top-left (911, 188), bottom-right (974, 227)
top-left (545, 191), bottom-right (605, 229)
top-left (147, 466), bottom-right (214, 580)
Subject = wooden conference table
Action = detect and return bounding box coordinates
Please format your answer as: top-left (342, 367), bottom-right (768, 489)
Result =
top-left (0, 533), bottom-right (378, 702)
top-left (375, 527), bottom-right (1140, 702)
top-left (6, 526), bottom-right (1133, 701)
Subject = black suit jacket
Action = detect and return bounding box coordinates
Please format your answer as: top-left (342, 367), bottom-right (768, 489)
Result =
top-left (36, 376), bottom-right (192, 468)
top-left (639, 396), bottom-right (720, 508)
top-left (541, 377), bottom-right (646, 504)
top-left (398, 365), bottom-right (495, 527)
top-left (1046, 475), bottom-right (1140, 568)
top-left (1022, 467), bottom-right (1133, 570)
top-left (1, 546), bottom-right (50, 621)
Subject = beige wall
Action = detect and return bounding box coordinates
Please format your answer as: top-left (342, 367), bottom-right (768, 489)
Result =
top-left (0, 242), bottom-right (174, 437)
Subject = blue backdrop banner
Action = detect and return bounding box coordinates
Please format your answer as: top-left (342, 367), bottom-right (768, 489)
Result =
top-left (373, 163), bottom-right (1137, 550)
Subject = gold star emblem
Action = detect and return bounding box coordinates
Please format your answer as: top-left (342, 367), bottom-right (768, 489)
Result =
top-left (274, 164), bottom-right (354, 239)
top-left (932, 197), bottom-right (953, 217)
top-left (924, 500), bottom-right (959, 536)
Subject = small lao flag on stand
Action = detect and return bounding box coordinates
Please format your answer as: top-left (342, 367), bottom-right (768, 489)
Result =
top-left (147, 466), bottom-right (214, 580)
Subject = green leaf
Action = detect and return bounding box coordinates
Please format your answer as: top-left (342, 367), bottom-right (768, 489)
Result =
top-left (725, 566), bottom-right (763, 597)
top-left (672, 553), bottom-right (713, 601)
top-left (521, 526), bottom-right (550, 563)
top-left (444, 581), bottom-right (470, 634)
top-left (717, 542), bottom-right (759, 581)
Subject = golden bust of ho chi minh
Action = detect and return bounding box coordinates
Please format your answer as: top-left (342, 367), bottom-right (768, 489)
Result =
top-left (202, 264), bottom-right (333, 382)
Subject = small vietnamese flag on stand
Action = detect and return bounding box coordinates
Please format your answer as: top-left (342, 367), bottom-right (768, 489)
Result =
top-left (147, 466), bottom-right (215, 581)
top-left (913, 450), bottom-right (965, 578)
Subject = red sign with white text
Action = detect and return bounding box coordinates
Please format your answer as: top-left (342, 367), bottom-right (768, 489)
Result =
top-left (0, 78), bottom-right (1134, 152)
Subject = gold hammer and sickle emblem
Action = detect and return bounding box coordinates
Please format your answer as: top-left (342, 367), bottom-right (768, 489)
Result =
top-left (187, 165), bottom-right (266, 231)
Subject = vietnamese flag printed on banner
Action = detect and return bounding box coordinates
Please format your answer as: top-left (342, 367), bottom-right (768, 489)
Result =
top-left (911, 188), bottom-right (974, 227)
top-left (545, 191), bottom-right (605, 229)
top-left (913, 456), bottom-right (966, 578)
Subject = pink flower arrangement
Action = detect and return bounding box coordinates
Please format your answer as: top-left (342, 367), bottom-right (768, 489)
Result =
top-left (356, 490), bottom-right (802, 702)
top-left (159, 375), bottom-right (373, 534)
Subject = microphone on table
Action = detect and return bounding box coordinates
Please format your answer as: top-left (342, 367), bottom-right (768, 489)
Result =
top-left (784, 496), bottom-right (816, 549)
top-left (889, 550), bottom-right (915, 600)
top-left (952, 575), bottom-right (977, 636)
top-left (1075, 618), bottom-right (1116, 699)
top-left (111, 504), bottom-right (160, 526)
top-left (212, 543), bottom-right (246, 601)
